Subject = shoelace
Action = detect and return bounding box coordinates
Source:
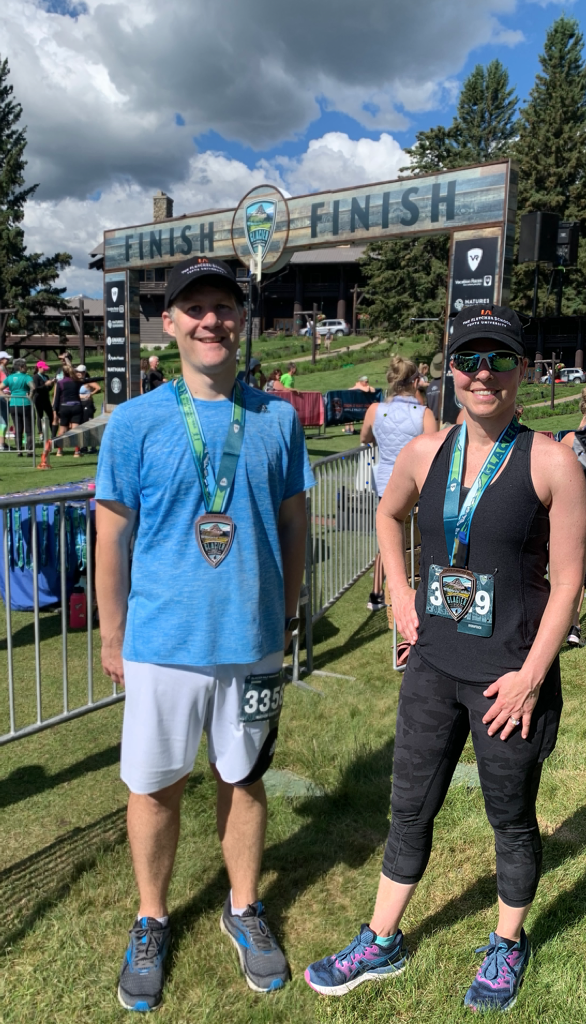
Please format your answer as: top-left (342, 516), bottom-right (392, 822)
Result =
top-left (243, 910), bottom-right (276, 952)
top-left (475, 940), bottom-right (515, 987)
top-left (330, 930), bottom-right (370, 965)
top-left (130, 924), bottom-right (166, 970)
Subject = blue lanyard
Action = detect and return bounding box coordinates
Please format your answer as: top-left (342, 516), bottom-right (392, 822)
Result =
top-left (174, 378), bottom-right (245, 514)
top-left (443, 418), bottom-right (519, 567)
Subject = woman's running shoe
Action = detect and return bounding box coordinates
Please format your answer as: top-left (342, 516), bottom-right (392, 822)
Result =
top-left (464, 929), bottom-right (530, 1012)
top-left (305, 925), bottom-right (407, 996)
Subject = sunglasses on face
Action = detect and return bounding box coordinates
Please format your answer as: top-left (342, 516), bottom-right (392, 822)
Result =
top-left (451, 351), bottom-right (521, 373)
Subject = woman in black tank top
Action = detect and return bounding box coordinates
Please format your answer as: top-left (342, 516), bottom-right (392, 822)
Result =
top-left (304, 307), bottom-right (586, 1011)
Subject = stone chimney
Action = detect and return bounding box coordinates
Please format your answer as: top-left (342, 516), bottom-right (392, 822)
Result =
top-left (153, 191), bottom-right (174, 222)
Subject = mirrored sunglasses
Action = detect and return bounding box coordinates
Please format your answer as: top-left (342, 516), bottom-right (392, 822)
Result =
top-left (452, 351), bottom-right (521, 373)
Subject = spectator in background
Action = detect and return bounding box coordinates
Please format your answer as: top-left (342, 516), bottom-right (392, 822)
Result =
top-left (53, 365), bottom-right (98, 458)
top-left (77, 365), bottom-right (102, 424)
top-left (324, 328), bottom-right (334, 352)
top-left (2, 358), bottom-right (34, 455)
top-left (148, 355), bottom-right (167, 390)
top-left (238, 357), bottom-right (266, 389)
top-left (280, 363), bottom-right (297, 389)
top-left (32, 360), bottom-right (56, 439)
top-left (417, 362), bottom-right (430, 385)
top-left (264, 368), bottom-right (287, 393)
top-left (140, 358), bottom-right (150, 394)
top-left (425, 352), bottom-right (443, 423)
top-left (56, 350), bottom-right (73, 380)
top-left (351, 375), bottom-right (375, 393)
top-left (0, 350), bottom-right (10, 451)
top-left (561, 386), bottom-right (586, 647)
top-left (360, 355), bottom-right (436, 612)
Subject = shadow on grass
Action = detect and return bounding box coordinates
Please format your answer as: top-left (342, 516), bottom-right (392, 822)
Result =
top-left (0, 609), bottom-right (75, 651)
top-left (311, 608), bottom-right (390, 670)
top-left (0, 742), bottom-right (121, 810)
top-left (0, 807), bottom-right (128, 952)
top-left (168, 737), bottom-right (396, 970)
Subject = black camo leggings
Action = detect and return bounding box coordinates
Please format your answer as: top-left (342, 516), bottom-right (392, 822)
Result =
top-left (383, 646), bottom-right (562, 908)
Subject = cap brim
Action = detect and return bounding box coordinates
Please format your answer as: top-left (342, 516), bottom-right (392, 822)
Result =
top-left (165, 272), bottom-right (245, 309)
top-left (449, 331), bottom-right (525, 357)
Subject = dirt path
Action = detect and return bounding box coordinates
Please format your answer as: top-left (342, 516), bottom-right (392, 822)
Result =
top-left (525, 390), bottom-right (582, 409)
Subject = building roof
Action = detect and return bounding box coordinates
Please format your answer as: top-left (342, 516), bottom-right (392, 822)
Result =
top-left (44, 295), bottom-right (103, 317)
top-left (290, 245), bottom-right (367, 264)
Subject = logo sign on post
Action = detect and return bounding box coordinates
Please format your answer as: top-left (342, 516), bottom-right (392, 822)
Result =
top-left (232, 185), bottom-right (289, 269)
top-left (104, 273), bottom-right (127, 406)
top-left (450, 236), bottom-right (499, 315)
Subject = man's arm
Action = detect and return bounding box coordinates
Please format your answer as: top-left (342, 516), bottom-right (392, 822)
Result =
top-left (278, 491), bottom-right (307, 650)
top-left (96, 499), bottom-right (137, 687)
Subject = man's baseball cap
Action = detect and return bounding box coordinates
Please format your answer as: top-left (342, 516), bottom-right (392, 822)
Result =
top-left (76, 364), bottom-right (87, 372)
top-left (164, 257), bottom-right (245, 310)
top-left (449, 304), bottom-right (526, 357)
top-left (249, 358), bottom-right (261, 370)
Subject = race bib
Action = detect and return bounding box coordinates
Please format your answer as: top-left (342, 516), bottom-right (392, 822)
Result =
top-left (425, 564), bottom-right (494, 637)
top-left (240, 670), bottom-right (286, 724)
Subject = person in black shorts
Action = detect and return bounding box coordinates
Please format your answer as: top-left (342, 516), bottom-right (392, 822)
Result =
top-left (305, 306), bottom-right (586, 1011)
top-left (53, 365), bottom-right (99, 457)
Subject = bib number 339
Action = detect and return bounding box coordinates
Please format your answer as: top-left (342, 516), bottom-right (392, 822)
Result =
top-left (240, 671), bottom-right (286, 723)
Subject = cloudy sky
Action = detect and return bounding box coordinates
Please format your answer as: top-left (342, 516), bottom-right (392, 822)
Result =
top-left (1, 0), bottom-right (581, 297)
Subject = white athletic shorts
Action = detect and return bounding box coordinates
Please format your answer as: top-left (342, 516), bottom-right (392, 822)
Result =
top-left (121, 651), bottom-right (284, 794)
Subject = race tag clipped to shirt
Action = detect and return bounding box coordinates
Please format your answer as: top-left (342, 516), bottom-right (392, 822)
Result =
top-left (240, 670), bottom-right (286, 724)
top-left (426, 564), bottom-right (494, 637)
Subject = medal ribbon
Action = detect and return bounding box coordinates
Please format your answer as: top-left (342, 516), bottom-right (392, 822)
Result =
top-left (175, 377), bottom-right (245, 513)
top-left (443, 417), bottom-right (519, 567)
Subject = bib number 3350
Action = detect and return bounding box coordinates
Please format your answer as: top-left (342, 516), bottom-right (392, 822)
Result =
top-left (240, 671), bottom-right (286, 723)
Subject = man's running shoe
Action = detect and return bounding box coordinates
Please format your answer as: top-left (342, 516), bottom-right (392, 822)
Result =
top-left (118, 916), bottom-right (171, 1012)
top-left (220, 896), bottom-right (289, 992)
top-left (367, 592), bottom-right (386, 612)
top-left (305, 924), bottom-right (407, 996)
top-left (463, 929), bottom-right (530, 1012)
top-left (567, 625), bottom-right (583, 647)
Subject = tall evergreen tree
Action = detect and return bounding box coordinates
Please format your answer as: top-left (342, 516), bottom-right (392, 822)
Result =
top-left (362, 61), bottom-right (518, 336)
top-left (405, 60), bottom-right (518, 173)
top-left (0, 56), bottom-right (71, 336)
top-left (512, 16), bottom-right (586, 314)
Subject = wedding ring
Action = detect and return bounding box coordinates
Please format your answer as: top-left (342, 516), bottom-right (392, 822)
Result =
top-left (509, 716), bottom-right (521, 726)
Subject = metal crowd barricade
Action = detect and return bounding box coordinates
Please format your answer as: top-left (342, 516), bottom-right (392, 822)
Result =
top-left (1, 400), bottom-right (37, 467)
top-left (0, 484), bottom-right (123, 746)
top-left (295, 443), bottom-right (379, 677)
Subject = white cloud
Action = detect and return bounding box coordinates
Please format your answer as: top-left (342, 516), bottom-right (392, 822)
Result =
top-left (22, 133), bottom-right (409, 296)
top-left (2, 0), bottom-right (524, 202)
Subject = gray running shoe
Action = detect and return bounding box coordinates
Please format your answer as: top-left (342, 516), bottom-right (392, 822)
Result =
top-left (118, 916), bottom-right (171, 1012)
top-left (220, 896), bottom-right (289, 992)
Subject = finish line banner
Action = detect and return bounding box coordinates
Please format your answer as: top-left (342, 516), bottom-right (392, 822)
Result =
top-left (104, 161), bottom-right (514, 272)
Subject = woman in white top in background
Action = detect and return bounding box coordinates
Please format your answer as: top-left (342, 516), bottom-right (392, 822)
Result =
top-left (361, 355), bottom-right (437, 611)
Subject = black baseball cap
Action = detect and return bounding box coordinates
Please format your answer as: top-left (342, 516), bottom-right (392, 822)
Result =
top-left (449, 304), bottom-right (526, 357)
top-left (164, 257), bottom-right (245, 309)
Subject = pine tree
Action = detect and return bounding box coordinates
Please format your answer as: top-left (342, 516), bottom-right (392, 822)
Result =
top-left (0, 56), bottom-right (71, 337)
top-left (512, 16), bottom-right (586, 314)
top-left (404, 60), bottom-right (518, 173)
top-left (363, 61), bottom-right (518, 335)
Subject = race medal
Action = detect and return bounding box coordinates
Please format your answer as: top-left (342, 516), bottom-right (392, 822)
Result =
top-left (195, 513), bottom-right (235, 568)
top-left (438, 567), bottom-right (476, 621)
top-left (426, 564), bottom-right (494, 637)
top-left (175, 377), bottom-right (245, 568)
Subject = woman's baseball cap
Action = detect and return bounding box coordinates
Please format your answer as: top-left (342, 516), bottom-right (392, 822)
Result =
top-left (76, 364), bottom-right (87, 372)
top-left (36, 360), bottom-right (50, 370)
top-left (164, 257), bottom-right (245, 309)
top-left (449, 304), bottom-right (526, 356)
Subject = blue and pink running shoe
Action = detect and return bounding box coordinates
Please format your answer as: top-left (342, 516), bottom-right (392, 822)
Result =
top-left (305, 924), bottom-right (408, 996)
top-left (464, 929), bottom-right (530, 1012)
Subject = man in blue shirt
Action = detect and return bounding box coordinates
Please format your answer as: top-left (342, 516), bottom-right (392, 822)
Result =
top-left (96, 256), bottom-right (313, 1011)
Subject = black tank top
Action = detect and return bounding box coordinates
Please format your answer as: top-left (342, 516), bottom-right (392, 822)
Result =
top-left (415, 425), bottom-right (551, 684)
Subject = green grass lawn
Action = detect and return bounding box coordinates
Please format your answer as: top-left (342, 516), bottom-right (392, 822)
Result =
top-left (1, 568), bottom-right (586, 1022)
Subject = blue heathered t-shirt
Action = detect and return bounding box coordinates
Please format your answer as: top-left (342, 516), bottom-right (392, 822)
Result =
top-left (95, 381), bottom-right (315, 666)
